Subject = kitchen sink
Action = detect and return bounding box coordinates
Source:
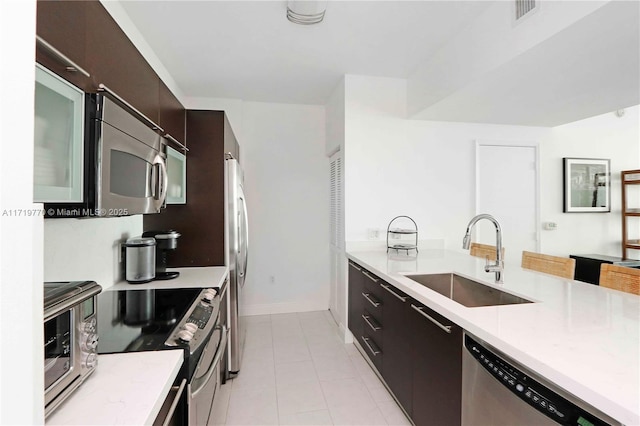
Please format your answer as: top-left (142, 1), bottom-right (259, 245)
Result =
top-left (405, 273), bottom-right (533, 307)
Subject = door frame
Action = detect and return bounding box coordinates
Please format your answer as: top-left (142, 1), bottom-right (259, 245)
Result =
top-left (475, 139), bottom-right (541, 253)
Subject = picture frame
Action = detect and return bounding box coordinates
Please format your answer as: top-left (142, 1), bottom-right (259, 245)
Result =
top-left (563, 158), bottom-right (610, 213)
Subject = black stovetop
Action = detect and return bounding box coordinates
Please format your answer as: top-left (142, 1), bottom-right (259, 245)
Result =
top-left (96, 287), bottom-right (200, 355)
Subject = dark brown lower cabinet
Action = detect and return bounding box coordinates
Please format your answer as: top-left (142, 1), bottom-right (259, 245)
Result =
top-left (380, 283), bottom-right (413, 417)
top-left (347, 261), bottom-right (463, 426)
top-left (347, 261), bottom-right (365, 342)
top-left (410, 300), bottom-right (462, 426)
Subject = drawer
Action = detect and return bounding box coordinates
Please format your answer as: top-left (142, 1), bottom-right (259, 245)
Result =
top-left (362, 269), bottom-right (384, 299)
top-left (358, 334), bottom-right (383, 371)
top-left (361, 290), bottom-right (383, 323)
top-left (361, 310), bottom-right (383, 347)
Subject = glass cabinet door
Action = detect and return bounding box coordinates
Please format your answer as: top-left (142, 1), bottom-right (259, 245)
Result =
top-left (33, 64), bottom-right (84, 203)
top-left (166, 146), bottom-right (186, 204)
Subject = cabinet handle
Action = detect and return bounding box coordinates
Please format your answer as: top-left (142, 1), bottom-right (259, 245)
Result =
top-left (361, 292), bottom-right (381, 308)
top-left (348, 261), bottom-right (362, 271)
top-left (380, 283), bottom-right (407, 302)
top-left (36, 35), bottom-right (91, 78)
top-left (98, 84), bottom-right (165, 133)
top-left (361, 336), bottom-right (381, 356)
top-left (362, 270), bottom-right (379, 283)
top-left (410, 304), bottom-right (452, 334)
top-left (361, 314), bottom-right (381, 331)
top-left (165, 133), bottom-right (189, 152)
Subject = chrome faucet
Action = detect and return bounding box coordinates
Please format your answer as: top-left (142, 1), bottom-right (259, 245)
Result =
top-left (462, 214), bottom-right (503, 283)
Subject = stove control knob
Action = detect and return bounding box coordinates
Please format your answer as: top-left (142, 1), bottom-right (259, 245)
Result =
top-left (202, 289), bottom-right (216, 302)
top-left (183, 323), bottom-right (198, 333)
top-left (177, 330), bottom-right (194, 343)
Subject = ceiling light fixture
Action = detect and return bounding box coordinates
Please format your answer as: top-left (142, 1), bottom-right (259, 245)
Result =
top-left (287, 0), bottom-right (327, 25)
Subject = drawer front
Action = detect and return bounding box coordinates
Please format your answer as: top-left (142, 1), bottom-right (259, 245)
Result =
top-left (361, 310), bottom-right (383, 348)
top-left (358, 334), bottom-right (383, 371)
top-left (361, 290), bottom-right (383, 323)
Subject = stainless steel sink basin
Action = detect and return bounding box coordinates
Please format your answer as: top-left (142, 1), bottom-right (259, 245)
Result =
top-left (405, 273), bottom-right (533, 307)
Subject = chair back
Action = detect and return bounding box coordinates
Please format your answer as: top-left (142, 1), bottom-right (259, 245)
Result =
top-left (521, 251), bottom-right (575, 280)
top-left (599, 264), bottom-right (640, 295)
top-left (470, 243), bottom-right (505, 261)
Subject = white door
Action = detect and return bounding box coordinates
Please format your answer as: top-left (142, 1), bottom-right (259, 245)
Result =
top-left (476, 141), bottom-right (539, 264)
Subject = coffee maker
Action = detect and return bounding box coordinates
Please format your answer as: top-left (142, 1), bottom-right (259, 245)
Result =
top-left (141, 230), bottom-right (181, 280)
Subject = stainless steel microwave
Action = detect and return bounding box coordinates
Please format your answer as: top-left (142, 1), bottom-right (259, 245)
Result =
top-left (90, 93), bottom-right (168, 217)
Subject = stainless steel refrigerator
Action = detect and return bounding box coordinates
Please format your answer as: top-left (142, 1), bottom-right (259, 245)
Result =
top-left (224, 154), bottom-right (248, 378)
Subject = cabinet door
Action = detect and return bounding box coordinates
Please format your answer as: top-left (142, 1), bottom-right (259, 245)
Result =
top-left (166, 146), bottom-right (186, 204)
top-left (34, 64), bottom-right (85, 203)
top-left (347, 261), bottom-right (365, 341)
top-left (36, 0), bottom-right (91, 91)
top-left (159, 80), bottom-right (186, 147)
top-left (85, 1), bottom-right (160, 123)
top-left (410, 300), bottom-right (462, 426)
top-left (380, 282), bottom-right (413, 417)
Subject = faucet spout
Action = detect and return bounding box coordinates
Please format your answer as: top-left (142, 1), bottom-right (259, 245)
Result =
top-left (462, 214), bottom-right (503, 283)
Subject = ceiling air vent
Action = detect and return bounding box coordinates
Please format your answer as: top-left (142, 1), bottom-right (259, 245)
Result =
top-left (515, 0), bottom-right (537, 21)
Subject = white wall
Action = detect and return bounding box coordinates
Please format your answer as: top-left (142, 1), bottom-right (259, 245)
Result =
top-left (540, 105), bottom-right (640, 256)
top-left (344, 75), bottom-right (639, 256)
top-left (0, 0), bottom-right (44, 423)
top-left (240, 101), bottom-right (329, 315)
top-left (44, 216), bottom-right (143, 288)
top-left (344, 75), bottom-right (552, 252)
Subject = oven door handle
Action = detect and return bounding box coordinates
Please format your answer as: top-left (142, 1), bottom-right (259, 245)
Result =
top-left (191, 325), bottom-right (228, 398)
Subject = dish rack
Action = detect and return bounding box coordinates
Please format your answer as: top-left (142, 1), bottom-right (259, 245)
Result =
top-left (386, 216), bottom-right (418, 254)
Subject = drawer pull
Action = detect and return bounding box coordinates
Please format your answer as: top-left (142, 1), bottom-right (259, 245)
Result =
top-left (362, 314), bottom-right (381, 331)
top-left (361, 336), bottom-right (381, 356)
top-left (410, 304), bottom-right (452, 334)
top-left (362, 270), bottom-right (379, 283)
top-left (380, 283), bottom-right (407, 302)
top-left (348, 261), bottom-right (362, 271)
top-left (361, 292), bottom-right (381, 308)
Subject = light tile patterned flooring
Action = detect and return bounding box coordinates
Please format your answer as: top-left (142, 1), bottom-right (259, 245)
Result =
top-left (212, 311), bottom-right (412, 425)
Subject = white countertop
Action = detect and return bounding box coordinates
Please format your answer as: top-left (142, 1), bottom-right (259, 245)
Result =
top-left (347, 249), bottom-right (640, 426)
top-left (109, 266), bottom-right (228, 291)
top-left (46, 350), bottom-right (184, 425)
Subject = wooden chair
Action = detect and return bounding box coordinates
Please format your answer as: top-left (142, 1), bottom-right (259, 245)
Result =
top-left (470, 243), bottom-right (505, 261)
top-left (599, 264), bottom-right (640, 295)
top-left (521, 251), bottom-right (575, 280)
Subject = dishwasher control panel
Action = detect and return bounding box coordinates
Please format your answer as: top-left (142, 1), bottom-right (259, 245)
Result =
top-left (464, 335), bottom-right (612, 426)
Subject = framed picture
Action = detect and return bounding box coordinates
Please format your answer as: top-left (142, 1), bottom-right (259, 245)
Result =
top-left (563, 158), bottom-right (610, 213)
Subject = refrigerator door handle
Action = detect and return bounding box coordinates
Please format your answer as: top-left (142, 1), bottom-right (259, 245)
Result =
top-left (237, 188), bottom-right (249, 287)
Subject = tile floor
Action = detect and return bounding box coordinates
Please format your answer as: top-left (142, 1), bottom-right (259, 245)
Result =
top-left (211, 311), bottom-right (412, 425)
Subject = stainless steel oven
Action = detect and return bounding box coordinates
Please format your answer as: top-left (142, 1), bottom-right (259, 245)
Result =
top-left (96, 280), bottom-right (228, 425)
top-left (44, 281), bottom-right (102, 418)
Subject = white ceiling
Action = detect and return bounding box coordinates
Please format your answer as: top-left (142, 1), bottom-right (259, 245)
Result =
top-left (119, 0), bottom-right (493, 104)
top-left (120, 1), bottom-right (639, 126)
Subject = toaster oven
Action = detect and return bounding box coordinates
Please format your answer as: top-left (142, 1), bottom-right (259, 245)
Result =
top-left (44, 281), bottom-right (102, 418)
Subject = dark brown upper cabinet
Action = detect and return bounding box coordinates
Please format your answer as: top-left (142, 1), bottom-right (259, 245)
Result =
top-left (159, 80), bottom-right (186, 148)
top-left (35, 0), bottom-right (92, 91)
top-left (85, 1), bottom-right (160, 124)
top-left (144, 110), bottom-right (239, 267)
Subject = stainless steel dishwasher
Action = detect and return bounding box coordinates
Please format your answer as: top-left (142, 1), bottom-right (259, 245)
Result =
top-left (462, 333), bottom-right (621, 426)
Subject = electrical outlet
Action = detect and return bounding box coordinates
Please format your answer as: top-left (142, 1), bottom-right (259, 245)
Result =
top-left (269, 275), bottom-right (275, 284)
top-left (544, 222), bottom-right (558, 230)
top-left (367, 228), bottom-right (380, 239)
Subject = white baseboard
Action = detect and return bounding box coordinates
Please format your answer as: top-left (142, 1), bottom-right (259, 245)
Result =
top-left (241, 300), bottom-right (329, 316)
